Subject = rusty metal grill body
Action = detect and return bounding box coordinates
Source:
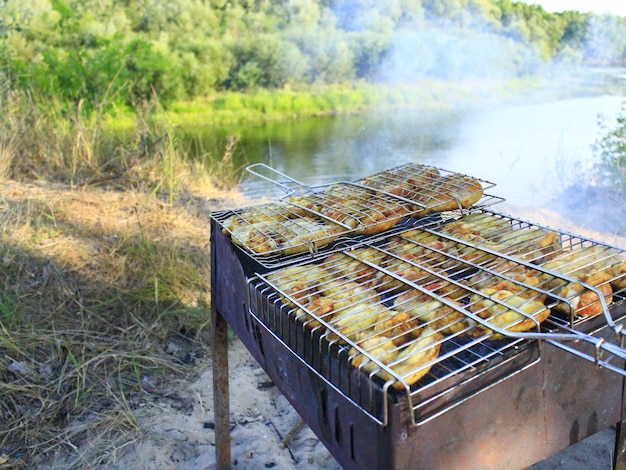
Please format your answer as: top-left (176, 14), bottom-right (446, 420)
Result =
top-left (210, 165), bottom-right (626, 470)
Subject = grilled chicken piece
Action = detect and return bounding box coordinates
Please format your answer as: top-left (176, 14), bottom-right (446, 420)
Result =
top-left (321, 253), bottom-right (381, 288)
top-left (414, 174), bottom-right (483, 212)
top-left (608, 259), bottom-right (626, 291)
top-left (286, 183), bottom-right (412, 235)
top-left (359, 165), bottom-right (440, 201)
top-left (540, 246), bottom-right (616, 316)
top-left (467, 288), bottom-right (550, 338)
top-left (439, 213), bottom-right (562, 264)
top-left (393, 291), bottom-right (468, 336)
top-left (266, 264), bottom-right (331, 305)
top-left (373, 311), bottom-right (423, 346)
top-left (330, 303), bottom-right (393, 340)
top-left (320, 280), bottom-right (381, 310)
top-left (388, 326), bottom-right (443, 388)
top-left (293, 297), bottom-right (335, 330)
top-left (225, 211), bottom-right (343, 256)
top-left (544, 270), bottom-right (613, 317)
top-left (350, 335), bottom-right (398, 374)
top-left (350, 326), bottom-right (443, 389)
top-left (496, 228), bottom-right (562, 263)
top-left (440, 212), bottom-right (512, 240)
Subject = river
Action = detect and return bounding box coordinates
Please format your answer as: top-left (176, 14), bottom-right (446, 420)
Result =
top-left (185, 68), bottom-right (626, 233)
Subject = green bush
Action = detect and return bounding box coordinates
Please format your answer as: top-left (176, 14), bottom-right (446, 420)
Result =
top-left (594, 103), bottom-right (626, 189)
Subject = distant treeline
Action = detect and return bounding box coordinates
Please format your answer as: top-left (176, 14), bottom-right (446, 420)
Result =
top-left (1, 0), bottom-right (625, 111)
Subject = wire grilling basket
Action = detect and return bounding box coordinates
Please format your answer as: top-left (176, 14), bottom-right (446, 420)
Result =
top-left (246, 209), bottom-right (626, 425)
top-left (210, 162), bottom-right (626, 469)
top-left (215, 163), bottom-right (503, 268)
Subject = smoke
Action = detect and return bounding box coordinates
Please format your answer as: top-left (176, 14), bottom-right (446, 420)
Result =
top-left (244, 2), bottom-right (626, 216)
top-left (376, 28), bottom-right (543, 84)
top-left (583, 14), bottom-right (626, 64)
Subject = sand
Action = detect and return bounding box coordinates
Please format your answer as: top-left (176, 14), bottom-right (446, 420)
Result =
top-left (109, 335), bottom-right (618, 470)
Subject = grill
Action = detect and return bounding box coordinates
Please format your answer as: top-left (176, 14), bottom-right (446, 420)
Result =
top-left (210, 164), bottom-right (626, 470)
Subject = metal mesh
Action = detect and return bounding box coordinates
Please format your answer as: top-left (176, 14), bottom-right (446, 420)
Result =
top-left (213, 163), bottom-right (502, 268)
top-left (248, 210), bottom-right (626, 425)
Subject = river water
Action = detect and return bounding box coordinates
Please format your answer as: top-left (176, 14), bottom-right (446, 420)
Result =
top-left (186, 68), bottom-right (626, 219)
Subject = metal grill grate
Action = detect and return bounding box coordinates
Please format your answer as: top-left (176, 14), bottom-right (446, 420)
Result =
top-left (213, 163), bottom-right (503, 268)
top-left (247, 209), bottom-right (626, 425)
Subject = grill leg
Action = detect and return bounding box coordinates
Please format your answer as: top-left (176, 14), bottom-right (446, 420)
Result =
top-left (616, 421), bottom-right (626, 470)
top-left (616, 359), bottom-right (626, 470)
top-left (212, 308), bottom-right (231, 470)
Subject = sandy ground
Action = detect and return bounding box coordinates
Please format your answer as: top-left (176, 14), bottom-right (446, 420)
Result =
top-left (112, 203), bottom-right (624, 470)
top-left (113, 338), bottom-right (341, 470)
top-left (111, 336), bottom-right (617, 470)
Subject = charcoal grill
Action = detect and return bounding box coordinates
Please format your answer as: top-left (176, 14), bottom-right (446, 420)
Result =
top-left (210, 164), bottom-right (626, 470)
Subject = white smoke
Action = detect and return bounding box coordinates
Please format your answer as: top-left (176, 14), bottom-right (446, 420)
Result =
top-left (376, 28), bottom-right (543, 84)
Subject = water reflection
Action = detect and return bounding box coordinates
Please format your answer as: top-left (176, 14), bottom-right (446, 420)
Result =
top-left (181, 69), bottom-right (626, 215)
top-left (433, 95), bottom-right (625, 207)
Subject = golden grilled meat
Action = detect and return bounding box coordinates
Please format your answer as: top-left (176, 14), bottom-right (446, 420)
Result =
top-left (293, 297), bottom-right (335, 330)
top-left (329, 303), bottom-right (394, 341)
top-left (439, 213), bottom-right (562, 264)
top-left (608, 259), bottom-right (626, 291)
top-left (393, 291), bottom-right (468, 336)
top-left (467, 288), bottom-right (551, 338)
top-left (224, 205), bottom-right (344, 256)
top-left (321, 252), bottom-right (383, 289)
top-left (413, 174), bottom-right (483, 212)
top-left (439, 212), bottom-right (512, 241)
top-left (388, 326), bottom-right (443, 388)
top-left (266, 264), bottom-right (331, 305)
top-left (350, 326), bottom-right (443, 390)
top-left (360, 165), bottom-right (441, 201)
top-left (319, 279), bottom-right (382, 310)
top-left (540, 246), bottom-right (616, 317)
top-left (286, 183), bottom-right (413, 236)
top-left (350, 335), bottom-right (398, 375)
top-left (372, 311), bottom-right (423, 346)
top-left (360, 165), bottom-right (484, 214)
top-left (468, 263), bottom-right (548, 302)
top-left (400, 228), bottom-right (496, 270)
top-left (543, 271), bottom-right (613, 317)
top-left (496, 228), bottom-right (562, 263)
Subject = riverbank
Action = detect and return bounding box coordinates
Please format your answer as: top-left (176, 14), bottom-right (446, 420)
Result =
top-left (0, 179), bottom-right (255, 468)
top-left (109, 76), bottom-right (560, 130)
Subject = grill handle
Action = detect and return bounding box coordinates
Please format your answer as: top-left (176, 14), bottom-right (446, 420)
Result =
top-left (545, 335), bottom-right (626, 376)
top-left (246, 163), bottom-right (311, 194)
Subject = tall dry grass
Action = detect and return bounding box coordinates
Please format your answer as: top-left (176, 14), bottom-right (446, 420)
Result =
top-left (0, 90), bottom-right (242, 195)
top-left (0, 91), bottom-right (244, 467)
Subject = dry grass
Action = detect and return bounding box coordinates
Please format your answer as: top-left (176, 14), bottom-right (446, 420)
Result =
top-left (0, 179), bottom-right (253, 468)
top-left (0, 89), bottom-right (255, 467)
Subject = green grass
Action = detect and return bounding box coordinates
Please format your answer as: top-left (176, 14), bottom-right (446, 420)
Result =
top-left (159, 77), bottom-right (553, 129)
top-left (0, 87), bottom-right (240, 467)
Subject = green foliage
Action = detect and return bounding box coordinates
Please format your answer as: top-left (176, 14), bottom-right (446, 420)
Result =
top-left (594, 104), bottom-right (626, 189)
top-left (1, 0), bottom-right (625, 114)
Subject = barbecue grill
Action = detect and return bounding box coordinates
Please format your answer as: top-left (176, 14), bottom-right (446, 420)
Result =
top-left (210, 163), bottom-right (626, 469)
